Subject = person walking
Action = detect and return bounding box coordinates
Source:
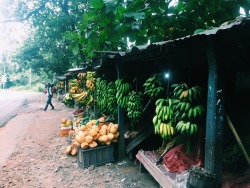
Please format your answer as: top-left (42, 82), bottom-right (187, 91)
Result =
top-left (43, 83), bottom-right (55, 111)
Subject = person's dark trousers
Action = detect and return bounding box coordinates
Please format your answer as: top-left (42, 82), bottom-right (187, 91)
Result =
top-left (44, 95), bottom-right (54, 111)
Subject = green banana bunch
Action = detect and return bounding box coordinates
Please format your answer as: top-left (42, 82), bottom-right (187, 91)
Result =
top-left (106, 82), bottom-right (118, 117)
top-left (173, 100), bottom-right (191, 121)
top-left (155, 98), bottom-right (174, 122)
top-left (171, 83), bottom-right (203, 103)
top-left (115, 79), bottom-right (132, 109)
top-left (62, 93), bottom-right (75, 107)
top-left (96, 78), bottom-right (119, 116)
top-left (127, 91), bottom-right (143, 124)
top-left (143, 74), bottom-right (164, 98)
top-left (188, 86), bottom-right (203, 103)
top-left (171, 83), bottom-right (189, 100)
top-left (171, 83), bottom-right (205, 138)
top-left (173, 101), bottom-right (205, 121)
top-left (96, 78), bottom-right (109, 113)
top-left (176, 120), bottom-right (198, 136)
top-left (187, 105), bottom-right (205, 120)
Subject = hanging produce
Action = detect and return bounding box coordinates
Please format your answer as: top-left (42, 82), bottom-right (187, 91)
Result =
top-left (143, 74), bottom-right (165, 98)
top-left (71, 91), bottom-right (93, 105)
top-left (77, 72), bottom-right (86, 89)
top-left (62, 93), bottom-right (75, 107)
top-left (127, 91), bottom-right (143, 124)
top-left (96, 78), bottom-right (108, 113)
top-left (86, 71), bottom-right (96, 91)
top-left (115, 79), bottom-right (132, 109)
top-left (95, 78), bottom-right (118, 116)
top-left (152, 98), bottom-right (175, 140)
top-left (64, 71), bottom-right (96, 107)
top-left (56, 81), bottom-right (65, 90)
top-left (106, 82), bottom-right (118, 116)
top-left (68, 79), bottom-right (79, 94)
top-left (171, 83), bottom-right (205, 137)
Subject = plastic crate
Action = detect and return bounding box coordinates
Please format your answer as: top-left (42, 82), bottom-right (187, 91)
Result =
top-left (77, 144), bottom-right (115, 168)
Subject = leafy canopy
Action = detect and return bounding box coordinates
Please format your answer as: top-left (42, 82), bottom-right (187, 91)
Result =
top-left (5, 0), bottom-right (250, 76)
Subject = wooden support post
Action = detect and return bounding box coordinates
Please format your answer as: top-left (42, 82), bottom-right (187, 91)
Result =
top-left (93, 91), bottom-right (98, 119)
top-left (116, 63), bottom-right (125, 161)
top-left (205, 39), bottom-right (225, 187)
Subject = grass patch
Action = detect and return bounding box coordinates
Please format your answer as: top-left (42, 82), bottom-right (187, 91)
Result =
top-left (11, 83), bottom-right (45, 93)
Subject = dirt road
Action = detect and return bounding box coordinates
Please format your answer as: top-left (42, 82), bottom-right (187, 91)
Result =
top-left (0, 92), bottom-right (159, 188)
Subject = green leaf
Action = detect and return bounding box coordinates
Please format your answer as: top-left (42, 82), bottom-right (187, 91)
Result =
top-left (176, 1), bottom-right (184, 12)
top-left (123, 12), bottom-right (145, 19)
top-left (117, 6), bottom-right (126, 15)
top-left (72, 43), bottom-right (79, 55)
top-left (90, 0), bottom-right (103, 9)
top-left (108, 29), bottom-right (119, 42)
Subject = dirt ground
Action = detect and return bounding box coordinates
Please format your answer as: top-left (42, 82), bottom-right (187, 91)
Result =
top-left (0, 92), bottom-right (160, 188)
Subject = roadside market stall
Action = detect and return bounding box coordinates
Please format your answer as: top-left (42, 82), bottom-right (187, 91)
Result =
top-left (56, 17), bottom-right (250, 188)
top-left (93, 17), bottom-right (250, 187)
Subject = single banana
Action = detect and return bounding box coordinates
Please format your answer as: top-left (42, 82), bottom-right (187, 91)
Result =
top-left (185, 122), bottom-right (191, 134)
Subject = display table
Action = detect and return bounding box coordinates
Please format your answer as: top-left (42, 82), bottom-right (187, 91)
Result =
top-left (136, 150), bottom-right (176, 188)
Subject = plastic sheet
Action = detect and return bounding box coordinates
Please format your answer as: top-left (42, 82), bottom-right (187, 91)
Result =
top-left (163, 144), bottom-right (203, 173)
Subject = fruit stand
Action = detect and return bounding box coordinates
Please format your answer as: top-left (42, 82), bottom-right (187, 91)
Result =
top-left (91, 17), bottom-right (250, 187)
top-left (57, 17), bottom-right (250, 188)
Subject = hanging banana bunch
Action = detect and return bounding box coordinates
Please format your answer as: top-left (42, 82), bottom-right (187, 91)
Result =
top-left (171, 83), bottom-right (205, 137)
top-left (77, 72), bottom-right (86, 89)
top-left (143, 74), bottom-right (165, 98)
top-left (95, 78), bottom-right (118, 116)
top-left (152, 98), bottom-right (175, 140)
top-left (86, 71), bottom-right (96, 91)
top-left (106, 82), bottom-right (118, 117)
top-left (127, 91), bottom-right (143, 124)
top-left (115, 79), bottom-right (132, 109)
top-left (96, 78), bottom-right (109, 113)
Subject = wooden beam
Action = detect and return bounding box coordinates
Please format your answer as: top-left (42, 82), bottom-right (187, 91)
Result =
top-left (116, 63), bottom-right (126, 160)
top-left (205, 39), bottom-right (225, 186)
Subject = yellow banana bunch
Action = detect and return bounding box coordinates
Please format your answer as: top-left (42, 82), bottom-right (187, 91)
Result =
top-left (84, 71), bottom-right (96, 91)
top-left (77, 72), bottom-right (86, 80)
top-left (153, 121), bottom-right (175, 140)
top-left (153, 98), bottom-right (175, 140)
top-left (72, 91), bottom-right (88, 101)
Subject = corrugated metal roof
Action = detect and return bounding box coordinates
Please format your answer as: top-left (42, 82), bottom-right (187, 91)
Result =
top-left (95, 16), bottom-right (250, 72)
top-left (120, 16), bottom-right (250, 56)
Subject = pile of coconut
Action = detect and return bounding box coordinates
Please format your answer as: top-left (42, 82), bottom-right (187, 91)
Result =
top-left (66, 116), bottom-right (119, 156)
